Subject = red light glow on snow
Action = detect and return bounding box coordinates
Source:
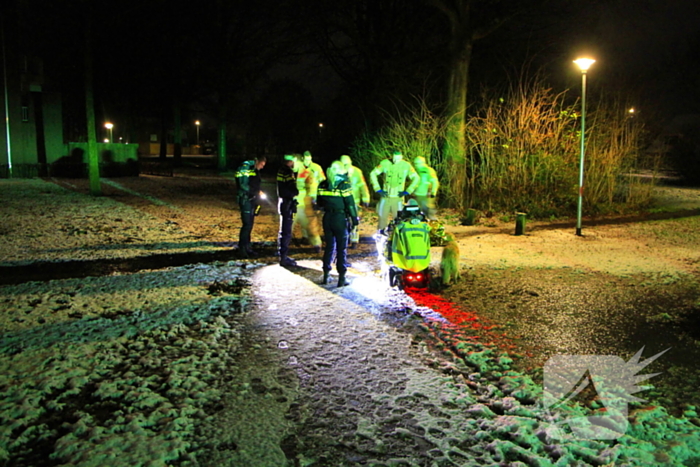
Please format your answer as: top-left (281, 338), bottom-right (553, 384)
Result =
top-left (407, 288), bottom-right (521, 352)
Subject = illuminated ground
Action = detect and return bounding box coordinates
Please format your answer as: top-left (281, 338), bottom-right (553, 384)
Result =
top-left (1, 173), bottom-right (700, 465)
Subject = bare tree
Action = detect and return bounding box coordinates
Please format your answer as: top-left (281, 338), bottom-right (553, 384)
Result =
top-left (297, 0), bottom-right (443, 130)
top-left (424, 0), bottom-right (516, 209)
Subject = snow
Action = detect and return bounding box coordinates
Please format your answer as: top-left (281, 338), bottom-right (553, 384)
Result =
top-left (1, 178), bottom-right (700, 465)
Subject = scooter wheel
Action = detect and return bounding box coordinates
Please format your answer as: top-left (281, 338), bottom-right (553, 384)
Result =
top-left (388, 268), bottom-right (397, 287)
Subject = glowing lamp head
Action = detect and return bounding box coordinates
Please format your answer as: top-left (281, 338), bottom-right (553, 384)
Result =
top-left (573, 58), bottom-right (596, 72)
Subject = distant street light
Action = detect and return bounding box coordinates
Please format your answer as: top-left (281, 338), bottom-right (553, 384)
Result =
top-left (104, 122), bottom-right (114, 143)
top-left (195, 120), bottom-right (200, 146)
top-left (318, 122), bottom-right (324, 137)
top-left (573, 57), bottom-right (595, 236)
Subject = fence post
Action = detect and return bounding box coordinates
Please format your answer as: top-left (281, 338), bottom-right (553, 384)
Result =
top-left (463, 208), bottom-right (477, 226)
top-left (515, 212), bottom-right (527, 236)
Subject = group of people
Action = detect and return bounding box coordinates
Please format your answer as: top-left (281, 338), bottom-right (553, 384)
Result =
top-left (234, 149), bottom-right (439, 286)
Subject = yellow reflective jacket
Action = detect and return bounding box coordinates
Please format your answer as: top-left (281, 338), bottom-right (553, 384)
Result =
top-left (295, 166), bottom-right (318, 206)
top-left (414, 165), bottom-right (439, 197)
top-left (390, 219), bottom-right (431, 272)
top-left (369, 159), bottom-right (419, 197)
top-left (347, 165), bottom-right (371, 204)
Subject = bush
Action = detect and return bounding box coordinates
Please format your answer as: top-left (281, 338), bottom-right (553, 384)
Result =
top-left (350, 97), bottom-right (446, 180)
top-left (667, 132), bottom-right (700, 186)
top-left (350, 80), bottom-right (653, 219)
top-left (465, 81), bottom-right (651, 217)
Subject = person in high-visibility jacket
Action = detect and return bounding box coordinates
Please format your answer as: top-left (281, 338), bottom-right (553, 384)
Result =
top-left (369, 150), bottom-right (419, 232)
top-left (340, 154), bottom-right (370, 247)
top-left (293, 152), bottom-right (324, 252)
top-left (317, 160), bottom-right (358, 287)
top-left (303, 150), bottom-right (326, 185)
top-left (413, 156), bottom-right (439, 220)
top-left (235, 155), bottom-right (266, 258)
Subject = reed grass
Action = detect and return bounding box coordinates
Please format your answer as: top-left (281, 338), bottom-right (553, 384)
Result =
top-left (350, 81), bottom-right (652, 218)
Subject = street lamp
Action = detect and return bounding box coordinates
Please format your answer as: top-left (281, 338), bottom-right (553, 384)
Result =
top-left (195, 120), bottom-right (200, 146)
top-left (318, 122), bottom-right (323, 137)
top-left (104, 122), bottom-right (114, 143)
top-left (573, 57), bottom-right (595, 236)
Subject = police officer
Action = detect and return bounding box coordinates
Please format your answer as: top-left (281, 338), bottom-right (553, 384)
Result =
top-left (317, 160), bottom-right (358, 287)
top-left (277, 155), bottom-right (300, 267)
top-left (235, 155), bottom-right (266, 258)
top-left (369, 150), bottom-right (419, 233)
top-left (340, 154), bottom-right (370, 248)
top-left (413, 156), bottom-right (439, 220)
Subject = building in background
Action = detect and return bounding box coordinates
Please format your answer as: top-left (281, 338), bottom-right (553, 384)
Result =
top-left (1, 9), bottom-right (64, 178)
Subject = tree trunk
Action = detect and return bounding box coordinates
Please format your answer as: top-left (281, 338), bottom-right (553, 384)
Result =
top-left (159, 107), bottom-right (168, 160)
top-left (217, 119), bottom-right (227, 171)
top-left (173, 103), bottom-right (182, 166)
top-left (443, 43), bottom-right (471, 209)
top-left (84, 15), bottom-right (101, 196)
top-left (429, 0), bottom-right (474, 210)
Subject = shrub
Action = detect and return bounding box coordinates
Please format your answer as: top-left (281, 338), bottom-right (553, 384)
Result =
top-left (465, 81), bottom-right (651, 217)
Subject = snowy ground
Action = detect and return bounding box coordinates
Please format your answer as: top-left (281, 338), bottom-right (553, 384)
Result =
top-left (1, 176), bottom-right (700, 466)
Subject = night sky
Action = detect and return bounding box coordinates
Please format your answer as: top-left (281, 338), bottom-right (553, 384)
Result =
top-left (10, 0), bottom-right (700, 151)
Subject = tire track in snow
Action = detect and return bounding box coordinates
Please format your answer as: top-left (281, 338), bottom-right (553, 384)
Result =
top-left (250, 265), bottom-right (485, 466)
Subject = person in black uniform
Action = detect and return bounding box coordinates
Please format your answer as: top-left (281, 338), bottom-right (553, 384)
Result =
top-left (277, 155), bottom-right (300, 267)
top-left (235, 155), bottom-right (266, 258)
top-left (317, 160), bottom-right (358, 287)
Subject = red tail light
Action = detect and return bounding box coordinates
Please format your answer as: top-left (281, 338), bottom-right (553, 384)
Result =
top-left (406, 273), bottom-right (422, 282)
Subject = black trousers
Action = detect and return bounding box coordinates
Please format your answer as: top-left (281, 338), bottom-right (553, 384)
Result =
top-left (278, 198), bottom-right (295, 260)
top-left (238, 198), bottom-right (256, 251)
top-left (322, 213), bottom-right (349, 275)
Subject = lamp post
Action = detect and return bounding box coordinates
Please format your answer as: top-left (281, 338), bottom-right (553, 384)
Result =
top-left (104, 122), bottom-right (114, 143)
top-left (573, 57), bottom-right (595, 236)
top-left (195, 120), bottom-right (200, 146)
top-left (318, 122), bottom-right (323, 137)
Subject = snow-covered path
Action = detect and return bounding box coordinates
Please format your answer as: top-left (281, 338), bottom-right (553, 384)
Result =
top-left (200, 264), bottom-right (700, 467)
top-left (238, 264), bottom-right (483, 465)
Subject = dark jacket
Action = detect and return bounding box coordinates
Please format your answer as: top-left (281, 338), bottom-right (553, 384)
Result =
top-left (235, 160), bottom-right (262, 202)
top-left (276, 164), bottom-right (298, 200)
top-left (317, 180), bottom-right (358, 225)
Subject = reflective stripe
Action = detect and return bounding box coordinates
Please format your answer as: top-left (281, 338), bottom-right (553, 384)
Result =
top-left (277, 173), bottom-right (295, 182)
top-left (318, 188), bottom-right (351, 197)
top-left (236, 169), bottom-right (256, 178)
top-left (390, 222), bottom-right (431, 270)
